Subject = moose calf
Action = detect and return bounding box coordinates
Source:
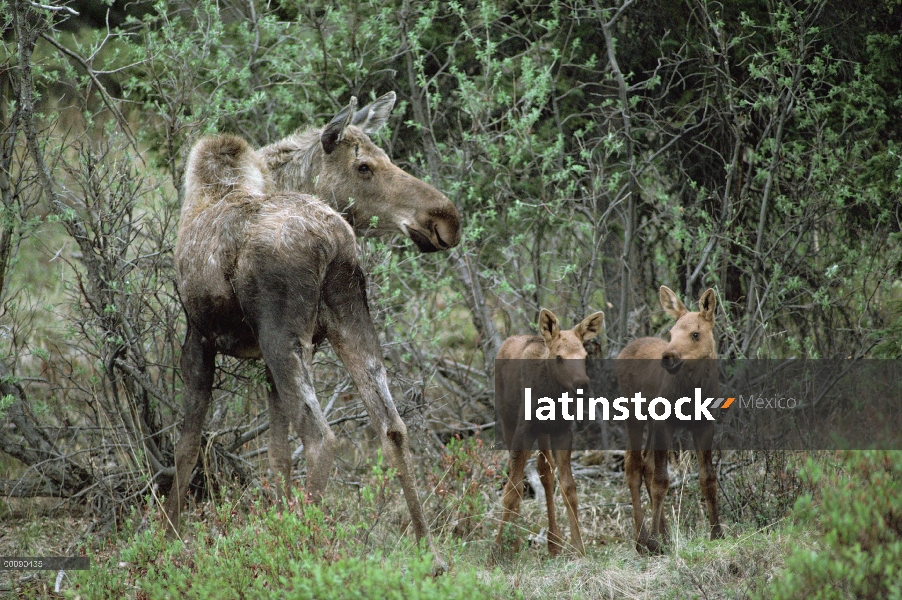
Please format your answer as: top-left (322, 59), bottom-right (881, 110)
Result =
top-left (615, 286), bottom-right (723, 553)
top-left (493, 309), bottom-right (604, 559)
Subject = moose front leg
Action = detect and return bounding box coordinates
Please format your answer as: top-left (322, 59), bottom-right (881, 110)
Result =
top-left (495, 447), bottom-right (529, 556)
top-left (352, 358), bottom-right (445, 571)
top-left (536, 442), bottom-right (562, 557)
top-left (646, 425), bottom-right (675, 554)
top-left (553, 431), bottom-right (585, 556)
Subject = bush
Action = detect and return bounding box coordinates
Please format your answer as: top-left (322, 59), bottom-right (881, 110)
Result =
top-left (761, 451), bottom-right (902, 599)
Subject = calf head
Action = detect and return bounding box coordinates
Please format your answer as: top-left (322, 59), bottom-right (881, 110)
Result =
top-left (659, 286), bottom-right (717, 373)
top-left (538, 309), bottom-right (605, 392)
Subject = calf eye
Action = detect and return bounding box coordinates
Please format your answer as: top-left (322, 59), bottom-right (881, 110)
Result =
top-left (692, 332), bottom-right (700, 340)
top-left (556, 355), bottom-right (563, 363)
top-left (358, 164), bottom-right (371, 174)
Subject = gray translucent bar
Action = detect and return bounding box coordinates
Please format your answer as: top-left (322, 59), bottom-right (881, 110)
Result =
top-left (492, 359), bottom-right (902, 450)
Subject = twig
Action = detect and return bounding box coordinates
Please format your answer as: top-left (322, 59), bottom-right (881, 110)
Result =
top-left (39, 32), bottom-right (144, 162)
top-left (29, 1), bottom-right (78, 15)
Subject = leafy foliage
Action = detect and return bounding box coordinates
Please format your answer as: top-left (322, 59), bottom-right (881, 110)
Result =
top-left (762, 451), bottom-right (902, 599)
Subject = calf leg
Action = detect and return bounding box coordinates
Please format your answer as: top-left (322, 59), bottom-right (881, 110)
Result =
top-left (536, 440), bottom-right (562, 556)
top-left (693, 425), bottom-right (723, 540)
top-left (164, 326), bottom-right (215, 536)
top-left (264, 367), bottom-right (292, 500)
top-left (625, 419), bottom-right (649, 552)
top-left (553, 430), bottom-right (584, 556)
top-left (261, 334), bottom-right (336, 502)
top-left (495, 447), bottom-right (530, 555)
top-left (646, 426), bottom-right (674, 554)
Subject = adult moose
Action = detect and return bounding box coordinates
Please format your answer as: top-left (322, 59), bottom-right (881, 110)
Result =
top-left (615, 286), bottom-right (723, 554)
top-left (493, 309), bottom-right (604, 560)
top-left (165, 93), bottom-right (460, 572)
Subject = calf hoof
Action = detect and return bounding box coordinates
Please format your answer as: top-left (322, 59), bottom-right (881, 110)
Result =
top-left (635, 527), bottom-right (650, 554)
top-left (488, 537), bottom-right (520, 566)
top-left (487, 543), bottom-right (506, 567)
top-left (644, 535), bottom-right (666, 555)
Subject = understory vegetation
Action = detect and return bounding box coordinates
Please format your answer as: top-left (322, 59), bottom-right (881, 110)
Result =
top-left (1, 0), bottom-right (900, 597)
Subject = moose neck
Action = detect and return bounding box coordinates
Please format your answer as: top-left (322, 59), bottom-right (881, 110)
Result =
top-left (260, 129), bottom-right (326, 198)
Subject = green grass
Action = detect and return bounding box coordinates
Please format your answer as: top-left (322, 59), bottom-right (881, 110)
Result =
top-left (12, 441), bottom-right (899, 599)
top-left (67, 503), bottom-right (507, 600)
top-left (53, 440), bottom-right (811, 600)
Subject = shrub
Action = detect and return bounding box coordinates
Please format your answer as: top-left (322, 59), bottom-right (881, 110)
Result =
top-left (761, 451), bottom-right (902, 599)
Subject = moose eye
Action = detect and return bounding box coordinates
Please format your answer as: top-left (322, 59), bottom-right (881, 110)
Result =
top-left (692, 332), bottom-right (700, 340)
top-left (357, 164), bottom-right (371, 175)
top-left (556, 355), bottom-right (563, 363)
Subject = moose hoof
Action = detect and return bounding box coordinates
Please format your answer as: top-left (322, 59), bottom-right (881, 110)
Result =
top-left (710, 524), bottom-right (724, 540)
top-left (432, 555), bottom-right (448, 577)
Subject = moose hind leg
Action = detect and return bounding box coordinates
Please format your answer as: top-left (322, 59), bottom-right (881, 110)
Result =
top-left (164, 326), bottom-right (215, 536)
top-left (321, 263), bottom-right (445, 572)
top-left (264, 367), bottom-right (293, 500)
top-left (259, 316), bottom-right (336, 503)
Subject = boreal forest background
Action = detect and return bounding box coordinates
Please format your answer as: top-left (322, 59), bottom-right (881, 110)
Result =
top-left (0, 1), bottom-right (900, 588)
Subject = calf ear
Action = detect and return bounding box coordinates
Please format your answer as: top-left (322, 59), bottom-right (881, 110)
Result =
top-left (659, 286), bottom-right (688, 320)
top-left (538, 309), bottom-right (560, 345)
top-left (698, 288), bottom-right (717, 321)
top-left (575, 311), bottom-right (605, 341)
top-left (321, 97), bottom-right (358, 154)
top-left (351, 92), bottom-right (396, 135)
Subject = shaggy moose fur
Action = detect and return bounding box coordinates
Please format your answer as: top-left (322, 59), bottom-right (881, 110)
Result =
top-left (616, 286), bottom-right (723, 553)
top-left (165, 95), bottom-right (459, 572)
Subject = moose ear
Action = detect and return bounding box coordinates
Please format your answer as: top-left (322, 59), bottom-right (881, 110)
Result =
top-left (321, 97), bottom-right (358, 154)
top-left (659, 286), bottom-right (688, 320)
top-left (538, 309), bottom-right (560, 345)
top-left (351, 92), bottom-right (396, 135)
top-left (575, 311), bottom-right (605, 341)
top-left (698, 288), bottom-right (717, 321)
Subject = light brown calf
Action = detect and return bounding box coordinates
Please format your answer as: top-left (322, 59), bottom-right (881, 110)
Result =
top-left (615, 286), bottom-right (723, 553)
top-left (493, 309), bottom-right (604, 559)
